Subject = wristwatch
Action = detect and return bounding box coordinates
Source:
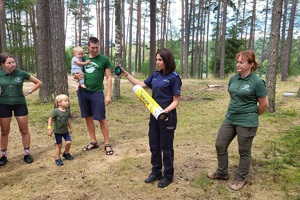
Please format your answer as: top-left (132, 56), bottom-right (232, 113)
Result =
top-left (28, 89), bottom-right (32, 94)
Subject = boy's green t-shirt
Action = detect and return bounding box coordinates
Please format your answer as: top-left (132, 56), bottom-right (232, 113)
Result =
top-left (50, 108), bottom-right (71, 134)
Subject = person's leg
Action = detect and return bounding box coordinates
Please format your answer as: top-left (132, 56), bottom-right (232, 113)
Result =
top-left (78, 90), bottom-right (99, 150)
top-left (54, 134), bottom-right (64, 165)
top-left (0, 104), bottom-right (13, 157)
top-left (159, 110), bottom-right (177, 181)
top-left (99, 119), bottom-right (114, 155)
top-left (86, 116), bottom-right (96, 142)
top-left (89, 92), bottom-right (112, 153)
top-left (15, 115), bottom-right (30, 149)
top-left (62, 132), bottom-right (74, 160)
top-left (55, 143), bottom-right (62, 160)
top-left (64, 141), bottom-right (72, 154)
top-left (82, 116), bottom-right (99, 150)
top-left (64, 140), bottom-right (72, 154)
top-left (235, 126), bottom-right (257, 180)
top-left (99, 119), bottom-right (109, 144)
top-left (160, 129), bottom-right (174, 180)
top-left (0, 117), bottom-right (12, 151)
top-left (215, 122), bottom-right (236, 175)
top-left (148, 115), bottom-right (162, 176)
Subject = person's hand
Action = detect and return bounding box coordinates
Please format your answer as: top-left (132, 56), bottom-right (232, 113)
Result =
top-left (23, 91), bottom-right (29, 96)
top-left (86, 60), bottom-right (90, 64)
top-left (74, 72), bottom-right (83, 80)
top-left (47, 129), bottom-right (52, 136)
top-left (69, 128), bottom-right (72, 134)
top-left (105, 95), bottom-right (112, 106)
top-left (119, 67), bottom-right (129, 77)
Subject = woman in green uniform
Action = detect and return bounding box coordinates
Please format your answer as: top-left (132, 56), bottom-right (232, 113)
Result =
top-left (207, 50), bottom-right (269, 191)
top-left (0, 53), bottom-right (42, 166)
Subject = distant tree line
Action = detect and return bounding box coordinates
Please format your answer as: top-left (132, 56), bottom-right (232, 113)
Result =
top-left (0, 0), bottom-right (299, 112)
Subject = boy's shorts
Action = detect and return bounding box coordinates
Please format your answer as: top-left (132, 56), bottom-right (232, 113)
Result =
top-left (54, 132), bottom-right (72, 144)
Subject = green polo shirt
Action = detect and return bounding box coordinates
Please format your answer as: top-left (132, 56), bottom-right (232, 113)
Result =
top-left (0, 69), bottom-right (31, 105)
top-left (50, 108), bottom-right (71, 134)
top-left (225, 73), bottom-right (267, 127)
top-left (81, 54), bottom-right (111, 92)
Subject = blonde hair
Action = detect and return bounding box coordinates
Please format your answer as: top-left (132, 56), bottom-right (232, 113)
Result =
top-left (55, 94), bottom-right (69, 107)
top-left (73, 46), bottom-right (84, 54)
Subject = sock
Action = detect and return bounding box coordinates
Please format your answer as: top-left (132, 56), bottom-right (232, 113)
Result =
top-left (24, 147), bottom-right (30, 155)
top-left (1, 149), bottom-right (7, 157)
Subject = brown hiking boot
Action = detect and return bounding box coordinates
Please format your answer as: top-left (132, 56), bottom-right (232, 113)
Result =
top-left (229, 179), bottom-right (246, 191)
top-left (207, 172), bottom-right (229, 180)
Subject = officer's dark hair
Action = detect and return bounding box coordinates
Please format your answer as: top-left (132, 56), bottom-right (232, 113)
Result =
top-left (0, 53), bottom-right (14, 65)
top-left (156, 48), bottom-right (176, 75)
top-left (88, 37), bottom-right (99, 46)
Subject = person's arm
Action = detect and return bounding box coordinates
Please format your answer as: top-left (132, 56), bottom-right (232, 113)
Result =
top-left (47, 117), bottom-right (53, 136)
top-left (75, 59), bottom-right (90, 66)
top-left (68, 118), bottom-right (72, 134)
top-left (120, 67), bottom-right (147, 87)
top-left (257, 96), bottom-right (268, 116)
top-left (105, 68), bottom-right (112, 105)
top-left (164, 95), bottom-right (181, 113)
top-left (24, 76), bottom-right (43, 96)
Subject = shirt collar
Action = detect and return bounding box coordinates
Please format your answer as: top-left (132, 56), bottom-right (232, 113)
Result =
top-left (238, 72), bottom-right (252, 80)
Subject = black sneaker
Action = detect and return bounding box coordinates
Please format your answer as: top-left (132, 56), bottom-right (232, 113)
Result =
top-left (62, 152), bottom-right (74, 160)
top-left (24, 154), bottom-right (33, 164)
top-left (158, 177), bottom-right (172, 188)
top-left (55, 159), bottom-right (64, 166)
top-left (144, 174), bottom-right (163, 183)
top-left (0, 156), bottom-right (8, 166)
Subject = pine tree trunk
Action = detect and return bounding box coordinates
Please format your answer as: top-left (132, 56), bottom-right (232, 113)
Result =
top-left (266, 0), bottom-right (283, 113)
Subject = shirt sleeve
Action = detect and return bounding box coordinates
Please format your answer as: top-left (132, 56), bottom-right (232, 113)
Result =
top-left (143, 74), bottom-right (154, 89)
top-left (255, 79), bottom-right (268, 98)
top-left (171, 75), bottom-right (182, 96)
top-left (50, 109), bottom-right (57, 118)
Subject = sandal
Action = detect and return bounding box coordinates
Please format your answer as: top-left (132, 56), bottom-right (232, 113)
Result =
top-left (104, 144), bottom-right (114, 155)
top-left (82, 142), bottom-right (99, 151)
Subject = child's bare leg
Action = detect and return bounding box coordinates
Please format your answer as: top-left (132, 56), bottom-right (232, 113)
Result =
top-left (64, 141), bottom-right (72, 154)
top-left (55, 143), bottom-right (62, 159)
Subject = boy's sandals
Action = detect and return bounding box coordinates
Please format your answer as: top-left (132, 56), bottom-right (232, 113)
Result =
top-left (104, 144), bottom-right (114, 155)
top-left (82, 142), bottom-right (99, 151)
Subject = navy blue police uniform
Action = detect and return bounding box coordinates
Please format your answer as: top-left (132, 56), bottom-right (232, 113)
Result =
top-left (144, 70), bottom-right (182, 181)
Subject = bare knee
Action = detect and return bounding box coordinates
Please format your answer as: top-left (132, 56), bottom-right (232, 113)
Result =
top-left (1, 128), bottom-right (10, 136)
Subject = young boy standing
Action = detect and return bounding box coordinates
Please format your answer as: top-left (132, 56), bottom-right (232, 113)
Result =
top-left (47, 94), bottom-right (73, 166)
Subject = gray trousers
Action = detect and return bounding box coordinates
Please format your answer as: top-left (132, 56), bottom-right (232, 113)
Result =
top-left (215, 121), bottom-right (258, 180)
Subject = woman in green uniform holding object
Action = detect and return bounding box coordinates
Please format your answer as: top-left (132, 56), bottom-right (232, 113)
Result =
top-left (0, 53), bottom-right (42, 166)
top-left (207, 50), bottom-right (269, 191)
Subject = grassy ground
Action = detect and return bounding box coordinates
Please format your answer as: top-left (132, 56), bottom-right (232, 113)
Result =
top-left (0, 76), bottom-right (299, 200)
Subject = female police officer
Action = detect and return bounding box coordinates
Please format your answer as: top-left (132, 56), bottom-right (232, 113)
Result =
top-left (119, 48), bottom-right (181, 188)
